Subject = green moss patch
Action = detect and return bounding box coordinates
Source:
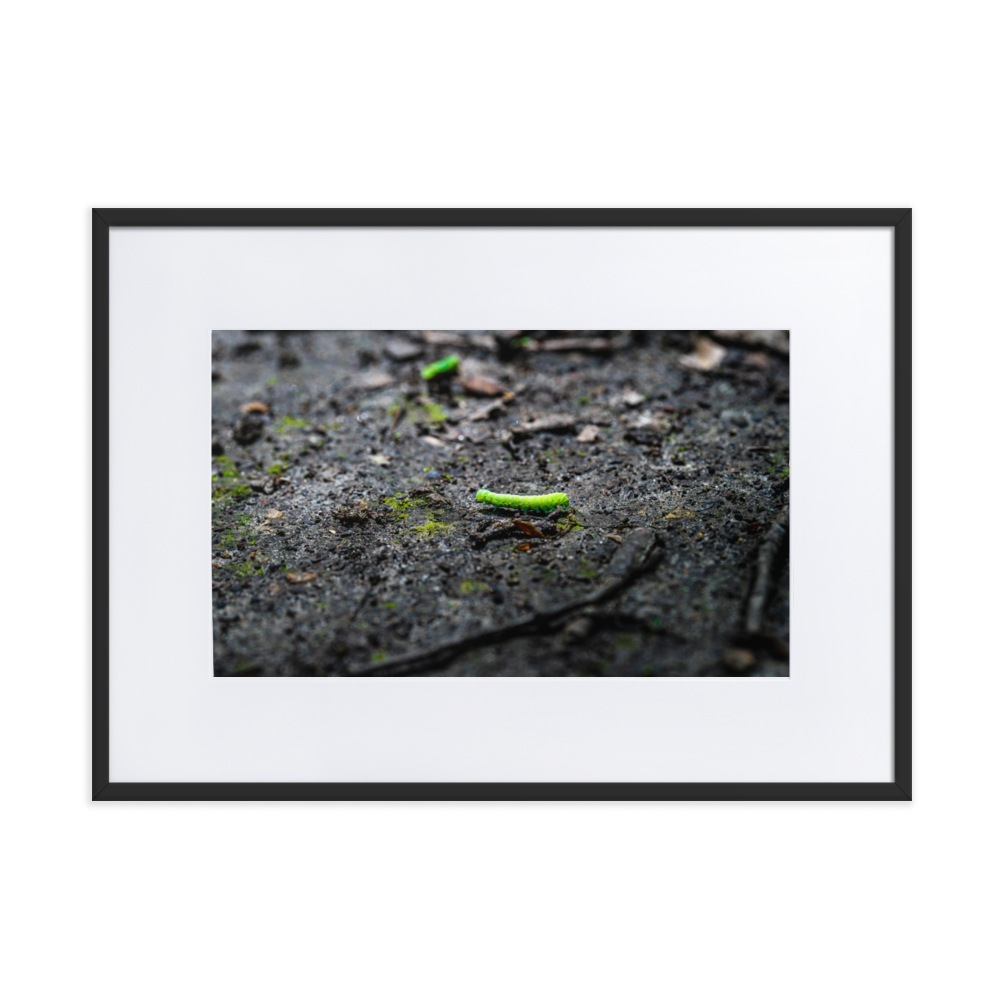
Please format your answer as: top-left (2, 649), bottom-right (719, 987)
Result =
top-left (412, 518), bottom-right (452, 536)
top-left (277, 415), bottom-right (309, 434)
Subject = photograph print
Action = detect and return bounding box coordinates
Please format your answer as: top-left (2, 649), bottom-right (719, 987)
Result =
top-left (211, 330), bottom-right (790, 677)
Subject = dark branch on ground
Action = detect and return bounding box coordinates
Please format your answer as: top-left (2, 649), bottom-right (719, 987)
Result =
top-left (745, 504), bottom-right (789, 636)
top-left (350, 528), bottom-right (659, 676)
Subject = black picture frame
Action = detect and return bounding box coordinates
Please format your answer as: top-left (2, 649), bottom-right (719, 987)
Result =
top-left (93, 207), bottom-right (912, 802)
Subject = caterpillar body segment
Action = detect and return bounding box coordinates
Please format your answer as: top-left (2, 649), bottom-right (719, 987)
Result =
top-left (420, 354), bottom-right (460, 380)
top-left (474, 489), bottom-right (569, 512)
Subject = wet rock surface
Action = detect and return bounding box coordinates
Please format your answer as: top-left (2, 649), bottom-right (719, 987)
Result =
top-left (211, 331), bottom-right (790, 677)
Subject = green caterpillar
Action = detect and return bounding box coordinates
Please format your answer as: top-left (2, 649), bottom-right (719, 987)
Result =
top-left (421, 354), bottom-right (460, 380)
top-left (475, 489), bottom-right (569, 512)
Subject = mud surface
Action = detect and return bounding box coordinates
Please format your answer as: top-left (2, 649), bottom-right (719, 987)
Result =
top-left (211, 331), bottom-right (790, 677)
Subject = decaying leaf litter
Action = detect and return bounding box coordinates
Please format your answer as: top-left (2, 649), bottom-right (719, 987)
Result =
top-left (211, 330), bottom-right (790, 677)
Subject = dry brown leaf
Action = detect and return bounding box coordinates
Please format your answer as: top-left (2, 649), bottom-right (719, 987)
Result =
top-left (286, 572), bottom-right (317, 584)
top-left (712, 330), bottom-right (789, 355)
top-left (516, 543), bottom-right (532, 551)
top-left (678, 335), bottom-right (726, 371)
top-left (265, 509), bottom-right (284, 519)
top-left (510, 414), bottom-right (577, 439)
top-left (512, 519), bottom-right (544, 538)
top-left (468, 334), bottom-right (498, 351)
top-left (458, 375), bottom-right (508, 397)
top-left (420, 330), bottom-right (465, 346)
top-left (240, 400), bottom-right (270, 414)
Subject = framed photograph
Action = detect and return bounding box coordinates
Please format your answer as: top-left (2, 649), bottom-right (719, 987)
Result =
top-left (94, 208), bottom-right (911, 801)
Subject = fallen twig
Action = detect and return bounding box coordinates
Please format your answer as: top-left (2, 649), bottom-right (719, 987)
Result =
top-left (348, 578), bottom-right (378, 623)
top-left (745, 505), bottom-right (789, 635)
top-left (509, 414), bottom-right (578, 439)
top-left (710, 330), bottom-right (789, 356)
top-left (469, 399), bottom-right (508, 422)
top-left (384, 404), bottom-right (406, 438)
top-left (528, 337), bottom-right (613, 354)
top-left (469, 516), bottom-right (559, 548)
top-left (350, 528), bottom-right (659, 675)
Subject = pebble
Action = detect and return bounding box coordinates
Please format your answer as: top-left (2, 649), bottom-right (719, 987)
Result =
top-left (562, 616), bottom-right (593, 642)
top-left (233, 413), bottom-right (265, 445)
top-left (383, 340), bottom-right (424, 361)
top-left (722, 648), bottom-right (755, 672)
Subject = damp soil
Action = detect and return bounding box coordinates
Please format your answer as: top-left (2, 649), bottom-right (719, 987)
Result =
top-left (211, 331), bottom-right (790, 677)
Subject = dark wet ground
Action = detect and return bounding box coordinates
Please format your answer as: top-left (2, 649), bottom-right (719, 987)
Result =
top-left (211, 331), bottom-right (789, 677)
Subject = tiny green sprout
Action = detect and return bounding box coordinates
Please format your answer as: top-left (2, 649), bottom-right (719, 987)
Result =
top-left (421, 354), bottom-right (460, 380)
